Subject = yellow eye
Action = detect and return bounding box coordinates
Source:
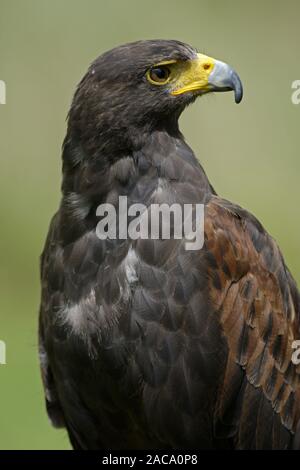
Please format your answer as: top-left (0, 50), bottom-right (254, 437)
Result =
top-left (147, 66), bottom-right (171, 85)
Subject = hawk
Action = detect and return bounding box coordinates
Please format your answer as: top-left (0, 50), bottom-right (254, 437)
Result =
top-left (39, 40), bottom-right (300, 449)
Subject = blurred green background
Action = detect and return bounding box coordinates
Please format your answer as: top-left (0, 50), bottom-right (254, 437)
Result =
top-left (0, 0), bottom-right (299, 450)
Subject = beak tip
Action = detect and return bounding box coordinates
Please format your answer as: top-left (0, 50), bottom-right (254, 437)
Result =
top-left (234, 88), bottom-right (243, 104)
top-left (231, 69), bottom-right (243, 104)
top-left (229, 68), bottom-right (243, 104)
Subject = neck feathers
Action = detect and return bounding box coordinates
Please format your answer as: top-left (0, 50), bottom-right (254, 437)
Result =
top-left (59, 130), bottom-right (214, 243)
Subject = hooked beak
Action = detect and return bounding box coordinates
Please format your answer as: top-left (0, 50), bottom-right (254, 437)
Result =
top-left (207, 58), bottom-right (243, 103)
top-left (171, 53), bottom-right (243, 104)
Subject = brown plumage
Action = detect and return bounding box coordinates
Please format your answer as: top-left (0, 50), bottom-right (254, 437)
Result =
top-left (39, 40), bottom-right (300, 449)
top-left (205, 197), bottom-right (300, 448)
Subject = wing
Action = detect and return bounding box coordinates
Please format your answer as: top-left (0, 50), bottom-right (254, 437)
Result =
top-left (205, 196), bottom-right (300, 449)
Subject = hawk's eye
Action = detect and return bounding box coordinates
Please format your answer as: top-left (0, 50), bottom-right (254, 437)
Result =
top-left (148, 66), bottom-right (171, 85)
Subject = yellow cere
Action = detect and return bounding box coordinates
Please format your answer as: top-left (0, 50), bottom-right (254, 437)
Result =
top-left (171, 53), bottom-right (216, 96)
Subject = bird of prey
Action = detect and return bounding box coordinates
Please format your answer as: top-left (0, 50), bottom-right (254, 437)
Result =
top-left (39, 40), bottom-right (300, 450)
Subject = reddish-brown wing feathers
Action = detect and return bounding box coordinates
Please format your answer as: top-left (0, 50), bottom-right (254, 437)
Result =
top-left (205, 196), bottom-right (300, 449)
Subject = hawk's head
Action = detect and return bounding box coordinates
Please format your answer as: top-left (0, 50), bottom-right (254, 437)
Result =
top-left (67, 40), bottom-right (243, 158)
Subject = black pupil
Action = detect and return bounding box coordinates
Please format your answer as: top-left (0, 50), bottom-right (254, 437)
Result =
top-left (151, 67), bottom-right (169, 81)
